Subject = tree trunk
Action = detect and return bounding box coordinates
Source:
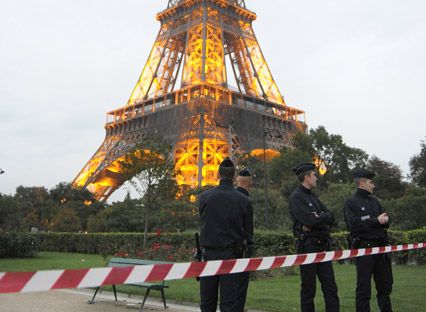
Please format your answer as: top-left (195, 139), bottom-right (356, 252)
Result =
top-left (143, 203), bottom-right (149, 250)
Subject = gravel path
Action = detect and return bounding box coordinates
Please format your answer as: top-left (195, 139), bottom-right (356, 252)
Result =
top-left (0, 288), bottom-right (200, 312)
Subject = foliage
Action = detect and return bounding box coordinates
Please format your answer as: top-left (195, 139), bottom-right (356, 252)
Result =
top-left (0, 195), bottom-right (21, 232)
top-left (367, 156), bottom-right (407, 199)
top-left (320, 183), bottom-right (354, 231)
top-left (250, 188), bottom-right (292, 231)
top-left (295, 127), bottom-right (369, 185)
top-left (0, 232), bottom-right (39, 258)
top-left (119, 135), bottom-right (178, 248)
top-left (52, 207), bottom-right (81, 232)
top-left (32, 228), bottom-right (426, 264)
top-left (383, 187), bottom-right (426, 230)
top-left (0, 126), bottom-right (423, 234)
top-left (269, 145), bottom-right (311, 196)
top-left (410, 138), bottom-right (426, 188)
top-left (0, 183), bottom-right (103, 233)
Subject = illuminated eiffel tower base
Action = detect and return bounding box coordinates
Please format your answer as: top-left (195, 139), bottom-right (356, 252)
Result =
top-left (73, 0), bottom-right (306, 201)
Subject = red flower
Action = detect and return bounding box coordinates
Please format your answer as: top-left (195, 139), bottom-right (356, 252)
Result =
top-left (156, 228), bottom-right (162, 237)
top-left (136, 250), bottom-right (145, 258)
top-left (152, 243), bottom-right (161, 251)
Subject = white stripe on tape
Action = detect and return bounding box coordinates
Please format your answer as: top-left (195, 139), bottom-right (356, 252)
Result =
top-left (78, 267), bottom-right (112, 288)
top-left (21, 270), bottom-right (64, 293)
top-left (257, 257), bottom-right (275, 271)
top-left (124, 265), bottom-right (152, 284)
top-left (164, 263), bottom-right (191, 281)
top-left (357, 248), bottom-right (366, 257)
top-left (323, 251), bottom-right (335, 262)
top-left (282, 255), bottom-right (297, 267)
top-left (302, 253), bottom-right (317, 265)
top-left (230, 258), bottom-right (250, 274)
top-left (200, 260), bottom-right (223, 277)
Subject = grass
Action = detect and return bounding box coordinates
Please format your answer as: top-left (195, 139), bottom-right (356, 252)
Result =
top-left (1, 252), bottom-right (425, 311)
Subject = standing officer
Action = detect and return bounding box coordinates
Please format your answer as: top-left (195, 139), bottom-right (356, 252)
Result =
top-left (199, 158), bottom-right (254, 312)
top-left (235, 168), bottom-right (254, 312)
top-left (344, 169), bottom-right (393, 312)
top-left (288, 163), bottom-right (340, 312)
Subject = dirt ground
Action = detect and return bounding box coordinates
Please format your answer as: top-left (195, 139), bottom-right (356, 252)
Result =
top-left (0, 288), bottom-right (200, 312)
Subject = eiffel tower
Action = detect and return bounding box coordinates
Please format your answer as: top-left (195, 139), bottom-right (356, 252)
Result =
top-left (73, 0), bottom-right (306, 201)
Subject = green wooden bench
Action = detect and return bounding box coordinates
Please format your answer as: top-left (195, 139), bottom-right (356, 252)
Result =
top-left (88, 257), bottom-right (171, 311)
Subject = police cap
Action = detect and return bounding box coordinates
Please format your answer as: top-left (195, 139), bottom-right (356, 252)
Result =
top-left (219, 157), bottom-right (234, 168)
top-left (352, 168), bottom-right (375, 179)
top-left (238, 167), bottom-right (252, 177)
top-left (292, 162), bottom-right (316, 176)
top-left (218, 157), bottom-right (235, 179)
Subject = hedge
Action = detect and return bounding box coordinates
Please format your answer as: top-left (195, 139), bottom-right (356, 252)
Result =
top-left (0, 232), bottom-right (39, 258)
top-left (32, 228), bottom-right (426, 265)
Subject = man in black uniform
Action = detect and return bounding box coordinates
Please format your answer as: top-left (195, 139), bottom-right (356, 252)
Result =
top-left (199, 158), bottom-right (254, 312)
top-left (344, 169), bottom-right (393, 312)
top-left (289, 163), bottom-right (340, 312)
top-left (235, 168), bottom-right (253, 312)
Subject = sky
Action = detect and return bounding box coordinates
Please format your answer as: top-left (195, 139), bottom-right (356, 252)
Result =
top-left (0, 0), bottom-right (425, 202)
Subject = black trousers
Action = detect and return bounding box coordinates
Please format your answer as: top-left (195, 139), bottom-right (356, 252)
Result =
top-left (236, 271), bottom-right (250, 312)
top-left (355, 254), bottom-right (393, 312)
top-left (299, 239), bottom-right (340, 312)
top-left (200, 248), bottom-right (242, 312)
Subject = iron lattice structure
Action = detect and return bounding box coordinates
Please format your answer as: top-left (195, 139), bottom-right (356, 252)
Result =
top-left (73, 0), bottom-right (306, 201)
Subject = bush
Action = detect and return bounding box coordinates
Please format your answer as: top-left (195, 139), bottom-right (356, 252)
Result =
top-left (32, 228), bottom-right (426, 264)
top-left (0, 232), bottom-right (39, 258)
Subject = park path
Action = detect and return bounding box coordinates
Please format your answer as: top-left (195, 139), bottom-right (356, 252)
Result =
top-left (0, 288), bottom-right (200, 312)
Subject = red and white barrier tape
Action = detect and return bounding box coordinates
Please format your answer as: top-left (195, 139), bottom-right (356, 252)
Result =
top-left (0, 242), bottom-right (424, 294)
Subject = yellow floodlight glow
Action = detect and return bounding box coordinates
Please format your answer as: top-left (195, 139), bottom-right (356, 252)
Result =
top-left (313, 156), bottom-right (327, 176)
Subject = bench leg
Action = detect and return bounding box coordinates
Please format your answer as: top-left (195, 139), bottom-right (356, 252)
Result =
top-left (88, 287), bottom-right (100, 304)
top-left (160, 288), bottom-right (167, 309)
top-left (139, 288), bottom-right (151, 312)
top-left (112, 285), bottom-right (118, 301)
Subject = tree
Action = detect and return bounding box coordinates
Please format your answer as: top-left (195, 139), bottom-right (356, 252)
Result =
top-left (321, 183), bottom-right (354, 231)
top-left (20, 212), bottom-right (39, 232)
top-left (307, 126), bottom-right (369, 184)
top-left (51, 207), bottom-right (81, 232)
top-left (119, 136), bottom-right (177, 248)
top-left (383, 186), bottom-right (426, 230)
top-left (249, 188), bottom-right (292, 231)
top-left (14, 186), bottom-right (50, 221)
top-left (410, 138), bottom-right (426, 188)
top-left (367, 156), bottom-right (406, 199)
top-left (269, 145), bottom-right (312, 197)
top-left (0, 195), bottom-right (21, 231)
top-left (50, 182), bottom-right (103, 230)
top-left (103, 196), bottom-right (145, 232)
top-left (151, 199), bottom-right (198, 232)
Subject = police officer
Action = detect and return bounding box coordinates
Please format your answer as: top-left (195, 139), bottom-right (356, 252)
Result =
top-left (289, 162), bottom-right (340, 312)
top-left (199, 158), bottom-right (254, 312)
top-left (344, 169), bottom-right (393, 312)
top-left (235, 168), bottom-right (254, 312)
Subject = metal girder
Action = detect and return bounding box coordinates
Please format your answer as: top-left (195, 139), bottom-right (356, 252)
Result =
top-left (73, 1), bottom-right (306, 201)
top-left (181, 6), bottom-right (226, 87)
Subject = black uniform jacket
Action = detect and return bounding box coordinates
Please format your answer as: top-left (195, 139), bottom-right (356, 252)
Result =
top-left (344, 188), bottom-right (389, 240)
top-left (289, 185), bottom-right (334, 237)
top-left (236, 186), bottom-right (249, 197)
top-left (199, 178), bottom-right (254, 248)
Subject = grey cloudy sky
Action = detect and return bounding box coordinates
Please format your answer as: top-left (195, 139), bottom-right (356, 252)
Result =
top-left (1, 0), bottom-right (425, 201)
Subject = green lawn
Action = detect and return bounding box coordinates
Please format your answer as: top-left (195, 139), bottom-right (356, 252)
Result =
top-left (1, 252), bottom-right (425, 311)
